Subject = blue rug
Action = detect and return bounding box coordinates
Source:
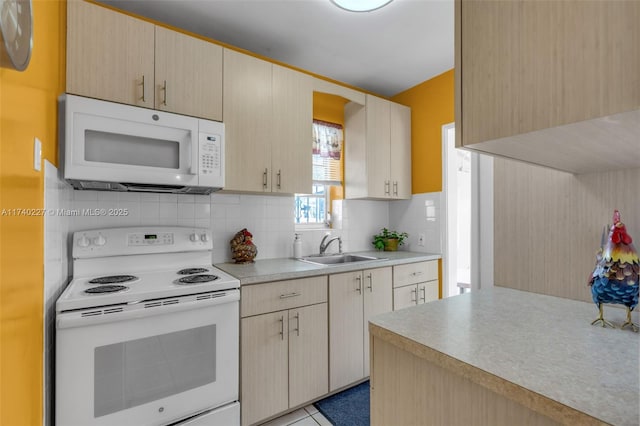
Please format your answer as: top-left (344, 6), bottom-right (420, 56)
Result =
top-left (314, 381), bottom-right (370, 426)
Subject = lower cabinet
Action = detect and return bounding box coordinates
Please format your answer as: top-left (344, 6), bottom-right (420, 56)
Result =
top-left (329, 267), bottom-right (392, 391)
top-left (393, 261), bottom-right (439, 310)
top-left (240, 277), bottom-right (328, 426)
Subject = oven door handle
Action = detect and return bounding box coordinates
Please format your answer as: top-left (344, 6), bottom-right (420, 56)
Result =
top-left (57, 289), bottom-right (239, 329)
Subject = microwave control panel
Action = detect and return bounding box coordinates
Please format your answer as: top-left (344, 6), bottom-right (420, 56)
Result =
top-left (199, 133), bottom-right (222, 177)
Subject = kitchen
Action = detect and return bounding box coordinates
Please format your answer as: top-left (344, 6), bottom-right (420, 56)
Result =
top-left (1, 0), bottom-right (638, 426)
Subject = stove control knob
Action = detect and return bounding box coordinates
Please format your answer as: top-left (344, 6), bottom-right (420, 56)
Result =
top-left (77, 235), bottom-right (90, 247)
top-left (93, 234), bottom-right (106, 246)
top-left (200, 233), bottom-right (210, 242)
top-left (189, 233), bottom-right (200, 242)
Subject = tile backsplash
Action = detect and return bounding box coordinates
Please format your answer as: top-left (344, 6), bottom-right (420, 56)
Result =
top-left (64, 190), bottom-right (397, 263)
top-left (43, 160), bottom-right (73, 426)
top-left (389, 192), bottom-right (443, 254)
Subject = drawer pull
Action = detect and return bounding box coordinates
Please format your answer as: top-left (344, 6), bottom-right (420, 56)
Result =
top-left (279, 292), bottom-right (301, 299)
top-left (411, 271), bottom-right (424, 276)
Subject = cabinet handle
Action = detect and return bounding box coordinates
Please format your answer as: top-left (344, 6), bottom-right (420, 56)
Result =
top-left (277, 169), bottom-right (282, 189)
top-left (366, 273), bottom-right (373, 292)
top-left (420, 286), bottom-right (426, 303)
top-left (356, 276), bottom-right (362, 294)
top-left (279, 316), bottom-right (284, 340)
top-left (293, 312), bottom-right (300, 336)
top-left (279, 292), bottom-right (301, 299)
top-left (263, 168), bottom-right (268, 189)
top-left (411, 271), bottom-right (424, 277)
top-left (162, 80), bottom-right (167, 106)
top-left (393, 181), bottom-right (398, 196)
top-left (140, 75), bottom-right (146, 103)
top-left (411, 288), bottom-right (417, 303)
top-left (384, 180), bottom-right (390, 195)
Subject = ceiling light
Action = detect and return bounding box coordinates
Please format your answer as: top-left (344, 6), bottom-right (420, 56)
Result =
top-left (330, 0), bottom-right (394, 12)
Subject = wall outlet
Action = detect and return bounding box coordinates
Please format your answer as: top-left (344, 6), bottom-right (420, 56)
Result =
top-left (418, 233), bottom-right (425, 247)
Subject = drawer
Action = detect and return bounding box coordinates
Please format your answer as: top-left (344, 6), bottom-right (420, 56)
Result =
top-left (241, 276), bottom-right (327, 317)
top-left (393, 260), bottom-right (438, 288)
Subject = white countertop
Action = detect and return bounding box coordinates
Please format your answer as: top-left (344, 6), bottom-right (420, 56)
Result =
top-left (215, 250), bottom-right (441, 285)
top-left (369, 287), bottom-right (640, 426)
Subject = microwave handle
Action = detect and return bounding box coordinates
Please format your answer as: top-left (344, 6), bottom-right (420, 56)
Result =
top-left (189, 134), bottom-right (199, 175)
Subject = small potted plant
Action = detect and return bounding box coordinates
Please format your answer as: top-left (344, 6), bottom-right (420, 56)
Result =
top-left (372, 228), bottom-right (408, 251)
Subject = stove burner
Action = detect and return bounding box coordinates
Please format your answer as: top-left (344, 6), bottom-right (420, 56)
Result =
top-left (177, 268), bottom-right (209, 275)
top-left (88, 275), bottom-right (138, 284)
top-left (175, 274), bottom-right (219, 285)
top-left (84, 285), bottom-right (128, 294)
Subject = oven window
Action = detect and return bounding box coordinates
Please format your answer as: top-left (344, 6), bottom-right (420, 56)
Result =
top-left (85, 130), bottom-right (180, 169)
top-left (94, 325), bottom-right (216, 418)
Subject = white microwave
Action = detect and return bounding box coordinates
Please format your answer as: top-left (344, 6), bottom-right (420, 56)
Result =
top-left (60, 94), bottom-right (224, 194)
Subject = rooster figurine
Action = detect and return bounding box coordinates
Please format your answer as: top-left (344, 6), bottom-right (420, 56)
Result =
top-left (230, 228), bottom-right (258, 264)
top-left (588, 210), bottom-right (639, 331)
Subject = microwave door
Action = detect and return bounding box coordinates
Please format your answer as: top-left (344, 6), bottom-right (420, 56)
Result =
top-left (67, 113), bottom-right (198, 186)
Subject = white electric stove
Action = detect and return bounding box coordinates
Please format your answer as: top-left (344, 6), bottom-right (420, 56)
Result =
top-left (56, 226), bottom-right (240, 426)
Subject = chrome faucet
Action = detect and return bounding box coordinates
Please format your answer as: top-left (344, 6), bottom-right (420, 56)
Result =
top-left (319, 234), bottom-right (342, 255)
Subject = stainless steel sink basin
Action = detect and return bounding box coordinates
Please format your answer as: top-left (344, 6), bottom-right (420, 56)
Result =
top-left (299, 253), bottom-right (384, 266)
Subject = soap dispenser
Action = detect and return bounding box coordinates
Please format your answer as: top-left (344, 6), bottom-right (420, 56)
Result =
top-left (293, 233), bottom-right (302, 258)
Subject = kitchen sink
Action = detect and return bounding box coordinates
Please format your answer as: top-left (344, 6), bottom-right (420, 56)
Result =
top-left (298, 253), bottom-right (384, 266)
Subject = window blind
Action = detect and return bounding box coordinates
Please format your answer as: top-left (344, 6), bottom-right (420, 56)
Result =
top-left (312, 120), bottom-right (343, 185)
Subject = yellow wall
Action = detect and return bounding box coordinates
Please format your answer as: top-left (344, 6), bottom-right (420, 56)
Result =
top-left (392, 69), bottom-right (454, 194)
top-left (0, 1), bottom-right (66, 424)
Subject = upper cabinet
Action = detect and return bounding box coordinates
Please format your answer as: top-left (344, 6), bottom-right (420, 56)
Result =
top-left (154, 27), bottom-right (223, 120)
top-left (67, 1), bottom-right (223, 121)
top-left (455, 0), bottom-right (640, 174)
top-left (67, 1), bottom-right (154, 108)
top-left (223, 49), bottom-right (312, 194)
top-left (345, 95), bottom-right (411, 199)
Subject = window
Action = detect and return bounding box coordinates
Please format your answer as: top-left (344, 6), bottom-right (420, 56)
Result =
top-left (295, 120), bottom-right (343, 227)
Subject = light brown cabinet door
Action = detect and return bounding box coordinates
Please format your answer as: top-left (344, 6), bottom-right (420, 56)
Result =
top-left (272, 64), bottom-right (313, 195)
top-left (223, 49), bottom-right (273, 192)
top-left (241, 311), bottom-right (288, 426)
top-left (363, 267), bottom-right (393, 375)
top-left (365, 95), bottom-right (391, 198)
top-left (329, 271), bottom-right (364, 391)
top-left (390, 102), bottom-right (411, 199)
top-left (393, 285), bottom-right (417, 311)
top-left (154, 27), bottom-right (223, 120)
top-left (418, 280), bottom-right (439, 305)
top-left (67, 1), bottom-right (154, 107)
top-left (288, 303), bottom-right (328, 408)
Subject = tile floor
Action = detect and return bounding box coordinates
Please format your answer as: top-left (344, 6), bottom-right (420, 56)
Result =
top-left (260, 405), bottom-right (332, 426)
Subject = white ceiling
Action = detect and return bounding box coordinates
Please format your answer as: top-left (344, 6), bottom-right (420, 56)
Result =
top-left (98, 0), bottom-right (454, 97)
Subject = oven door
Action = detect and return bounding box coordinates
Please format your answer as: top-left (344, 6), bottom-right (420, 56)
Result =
top-left (56, 290), bottom-right (239, 426)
